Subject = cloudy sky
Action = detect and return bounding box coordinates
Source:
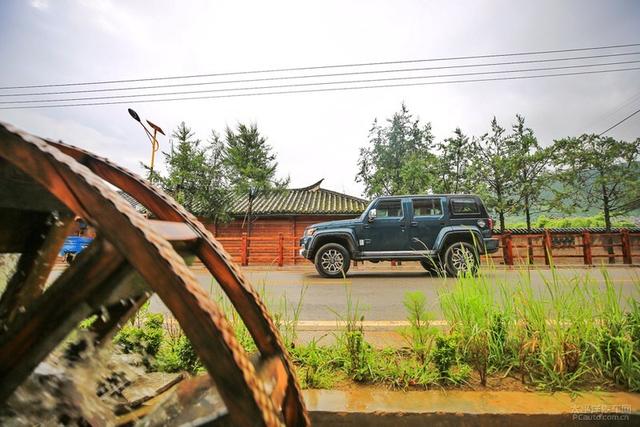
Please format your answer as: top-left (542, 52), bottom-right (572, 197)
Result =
top-left (1, 0), bottom-right (639, 197)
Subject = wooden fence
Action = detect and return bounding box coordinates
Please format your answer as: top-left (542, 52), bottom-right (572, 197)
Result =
top-left (212, 230), bottom-right (640, 267)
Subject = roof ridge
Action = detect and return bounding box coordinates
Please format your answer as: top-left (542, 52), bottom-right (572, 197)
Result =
top-left (293, 178), bottom-right (324, 192)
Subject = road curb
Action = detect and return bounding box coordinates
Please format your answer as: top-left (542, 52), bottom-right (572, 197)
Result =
top-left (303, 389), bottom-right (640, 426)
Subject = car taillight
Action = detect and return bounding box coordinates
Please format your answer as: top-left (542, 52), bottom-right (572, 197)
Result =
top-left (488, 217), bottom-right (494, 230)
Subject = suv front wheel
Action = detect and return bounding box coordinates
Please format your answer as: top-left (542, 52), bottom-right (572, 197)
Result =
top-left (443, 242), bottom-right (479, 276)
top-left (314, 243), bottom-right (351, 278)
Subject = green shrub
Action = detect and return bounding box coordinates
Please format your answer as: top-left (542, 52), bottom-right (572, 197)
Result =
top-left (113, 311), bottom-right (164, 358)
top-left (291, 340), bottom-right (340, 389)
top-left (432, 334), bottom-right (458, 379)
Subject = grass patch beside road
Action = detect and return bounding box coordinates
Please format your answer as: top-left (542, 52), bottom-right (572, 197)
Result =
top-left (111, 265), bottom-right (640, 393)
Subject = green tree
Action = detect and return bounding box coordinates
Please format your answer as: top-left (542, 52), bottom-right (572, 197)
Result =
top-left (509, 115), bottom-right (551, 231)
top-left (356, 103), bottom-right (437, 197)
top-left (223, 123), bottom-right (289, 194)
top-left (551, 135), bottom-right (640, 231)
top-left (472, 117), bottom-right (516, 231)
top-left (161, 122), bottom-right (229, 220)
top-left (434, 127), bottom-right (476, 194)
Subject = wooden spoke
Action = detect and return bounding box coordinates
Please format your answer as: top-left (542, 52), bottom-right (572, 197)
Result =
top-left (0, 239), bottom-right (126, 403)
top-left (0, 211), bottom-right (74, 327)
top-left (46, 138), bottom-right (309, 426)
top-left (0, 124), bottom-right (309, 426)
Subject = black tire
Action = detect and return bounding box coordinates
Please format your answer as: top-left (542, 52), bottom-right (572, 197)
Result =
top-left (419, 257), bottom-right (444, 275)
top-left (314, 243), bottom-right (351, 278)
top-left (443, 242), bottom-right (479, 277)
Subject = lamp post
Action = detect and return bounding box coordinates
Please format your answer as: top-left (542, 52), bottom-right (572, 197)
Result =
top-left (128, 108), bottom-right (165, 181)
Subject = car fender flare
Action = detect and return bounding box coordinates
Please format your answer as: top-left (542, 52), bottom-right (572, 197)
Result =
top-left (434, 226), bottom-right (484, 253)
top-left (309, 229), bottom-right (358, 255)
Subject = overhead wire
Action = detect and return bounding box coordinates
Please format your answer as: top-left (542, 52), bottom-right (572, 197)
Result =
top-left (1, 42), bottom-right (639, 90)
top-left (598, 107), bottom-right (640, 136)
top-left (2, 66), bottom-right (638, 110)
top-left (2, 59), bottom-right (639, 106)
top-left (1, 51), bottom-right (638, 98)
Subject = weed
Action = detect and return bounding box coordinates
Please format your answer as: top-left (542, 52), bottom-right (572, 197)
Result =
top-left (291, 339), bottom-right (340, 389)
top-left (331, 288), bottom-right (374, 382)
top-left (402, 291), bottom-right (437, 364)
top-left (432, 333), bottom-right (458, 379)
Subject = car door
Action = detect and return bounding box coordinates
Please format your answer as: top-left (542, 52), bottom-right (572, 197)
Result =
top-left (409, 197), bottom-right (444, 252)
top-left (359, 198), bottom-right (409, 253)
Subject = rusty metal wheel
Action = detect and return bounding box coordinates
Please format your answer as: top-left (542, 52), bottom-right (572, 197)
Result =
top-left (0, 122), bottom-right (309, 426)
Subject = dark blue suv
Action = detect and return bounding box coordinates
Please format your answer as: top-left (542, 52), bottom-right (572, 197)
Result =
top-left (299, 194), bottom-right (499, 278)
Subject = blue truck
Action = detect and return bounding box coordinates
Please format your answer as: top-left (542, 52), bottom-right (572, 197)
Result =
top-left (59, 236), bottom-right (93, 263)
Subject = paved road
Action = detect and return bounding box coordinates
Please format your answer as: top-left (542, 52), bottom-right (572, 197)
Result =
top-left (150, 265), bottom-right (639, 321)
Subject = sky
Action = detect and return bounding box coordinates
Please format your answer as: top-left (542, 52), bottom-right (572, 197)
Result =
top-left (1, 0), bottom-right (639, 197)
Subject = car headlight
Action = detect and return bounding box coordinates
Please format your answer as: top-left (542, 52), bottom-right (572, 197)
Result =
top-left (305, 227), bottom-right (317, 237)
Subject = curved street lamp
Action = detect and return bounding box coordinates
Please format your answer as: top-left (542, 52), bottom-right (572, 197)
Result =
top-left (128, 108), bottom-right (165, 181)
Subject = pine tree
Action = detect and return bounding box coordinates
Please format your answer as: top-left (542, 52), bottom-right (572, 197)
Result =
top-left (434, 127), bottom-right (475, 194)
top-left (161, 122), bottom-right (229, 220)
top-left (472, 117), bottom-right (517, 231)
top-left (509, 115), bottom-right (551, 231)
top-left (223, 123), bottom-right (288, 194)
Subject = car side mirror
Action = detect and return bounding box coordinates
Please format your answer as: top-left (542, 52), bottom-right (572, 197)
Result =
top-left (367, 209), bottom-right (377, 222)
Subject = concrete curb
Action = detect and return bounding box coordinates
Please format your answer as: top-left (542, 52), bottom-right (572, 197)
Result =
top-left (303, 389), bottom-right (640, 426)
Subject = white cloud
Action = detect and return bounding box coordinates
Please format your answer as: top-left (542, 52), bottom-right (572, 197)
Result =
top-left (30, 0), bottom-right (49, 11)
top-left (2, 0), bottom-right (639, 198)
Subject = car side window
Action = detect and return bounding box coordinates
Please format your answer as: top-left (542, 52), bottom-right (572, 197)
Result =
top-left (412, 198), bottom-right (443, 216)
top-left (375, 199), bottom-right (403, 218)
top-left (451, 198), bottom-right (480, 215)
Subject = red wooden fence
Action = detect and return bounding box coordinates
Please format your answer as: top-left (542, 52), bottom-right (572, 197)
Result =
top-left (211, 230), bottom-right (640, 267)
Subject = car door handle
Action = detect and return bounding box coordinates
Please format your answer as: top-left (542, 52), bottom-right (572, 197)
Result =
top-left (410, 221), bottom-right (418, 227)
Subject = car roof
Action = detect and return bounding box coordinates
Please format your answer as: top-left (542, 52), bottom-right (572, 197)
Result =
top-left (375, 194), bottom-right (479, 199)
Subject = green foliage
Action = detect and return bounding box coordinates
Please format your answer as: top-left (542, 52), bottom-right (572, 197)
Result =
top-left (434, 127), bottom-right (476, 194)
top-left (552, 135), bottom-right (640, 230)
top-left (156, 334), bottom-right (202, 374)
top-left (432, 334), bottom-right (458, 379)
top-left (224, 123), bottom-right (289, 194)
top-left (161, 122), bottom-right (229, 220)
top-left (507, 214), bottom-right (636, 229)
top-left (114, 308), bottom-right (164, 360)
top-left (401, 291), bottom-right (436, 363)
top-left (471, 117), bottom-right (517, 230)
top-left (509, 115), bottom-right (552, 230)
top-left (596, 296), bottom-right (640, 391)
top-left (78, 315), bottom-right (97, 330)
top-left (356, 103), bottom-right (438, 197)
top-left (291, 340), bottom-right (340, 389)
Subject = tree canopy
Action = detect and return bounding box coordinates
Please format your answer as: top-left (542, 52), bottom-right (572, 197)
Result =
top-left (356, 103), bottom-right (437, 197)
top-left (224, 123), bottom-right (289, 195)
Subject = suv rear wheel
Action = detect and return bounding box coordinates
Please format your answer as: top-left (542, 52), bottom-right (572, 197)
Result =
top-left (443, 242), bottom-right (479, 276)
top-left (314, 243), bottom-right (350, 278)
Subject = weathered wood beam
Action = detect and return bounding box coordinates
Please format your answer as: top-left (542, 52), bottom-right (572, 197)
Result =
top-left (0, 211), bottom-right (74, 326)
top-left (0, 238), bottom-right (128, 403)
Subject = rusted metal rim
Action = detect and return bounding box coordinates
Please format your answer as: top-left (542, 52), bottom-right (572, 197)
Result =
top-left (0, 122), bottom-right (307, 426)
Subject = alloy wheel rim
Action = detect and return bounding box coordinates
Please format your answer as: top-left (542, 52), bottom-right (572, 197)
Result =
top-left (451, 246), bottom-right (475, 272)
top-left (321, 249), bottom-right (344, 273)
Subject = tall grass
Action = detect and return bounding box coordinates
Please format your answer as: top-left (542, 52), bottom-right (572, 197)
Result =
top-left (438, 263), bottom-right (640, 391)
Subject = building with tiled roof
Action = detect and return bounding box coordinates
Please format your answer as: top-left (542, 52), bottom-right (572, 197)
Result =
top-left (226, 179), bottom-right (368, 216)
top-left (210, 179), bottom-right (368, 264)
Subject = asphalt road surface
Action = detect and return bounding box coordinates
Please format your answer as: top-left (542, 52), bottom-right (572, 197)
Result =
top-left (149, 265), bottom-right (639, 321)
